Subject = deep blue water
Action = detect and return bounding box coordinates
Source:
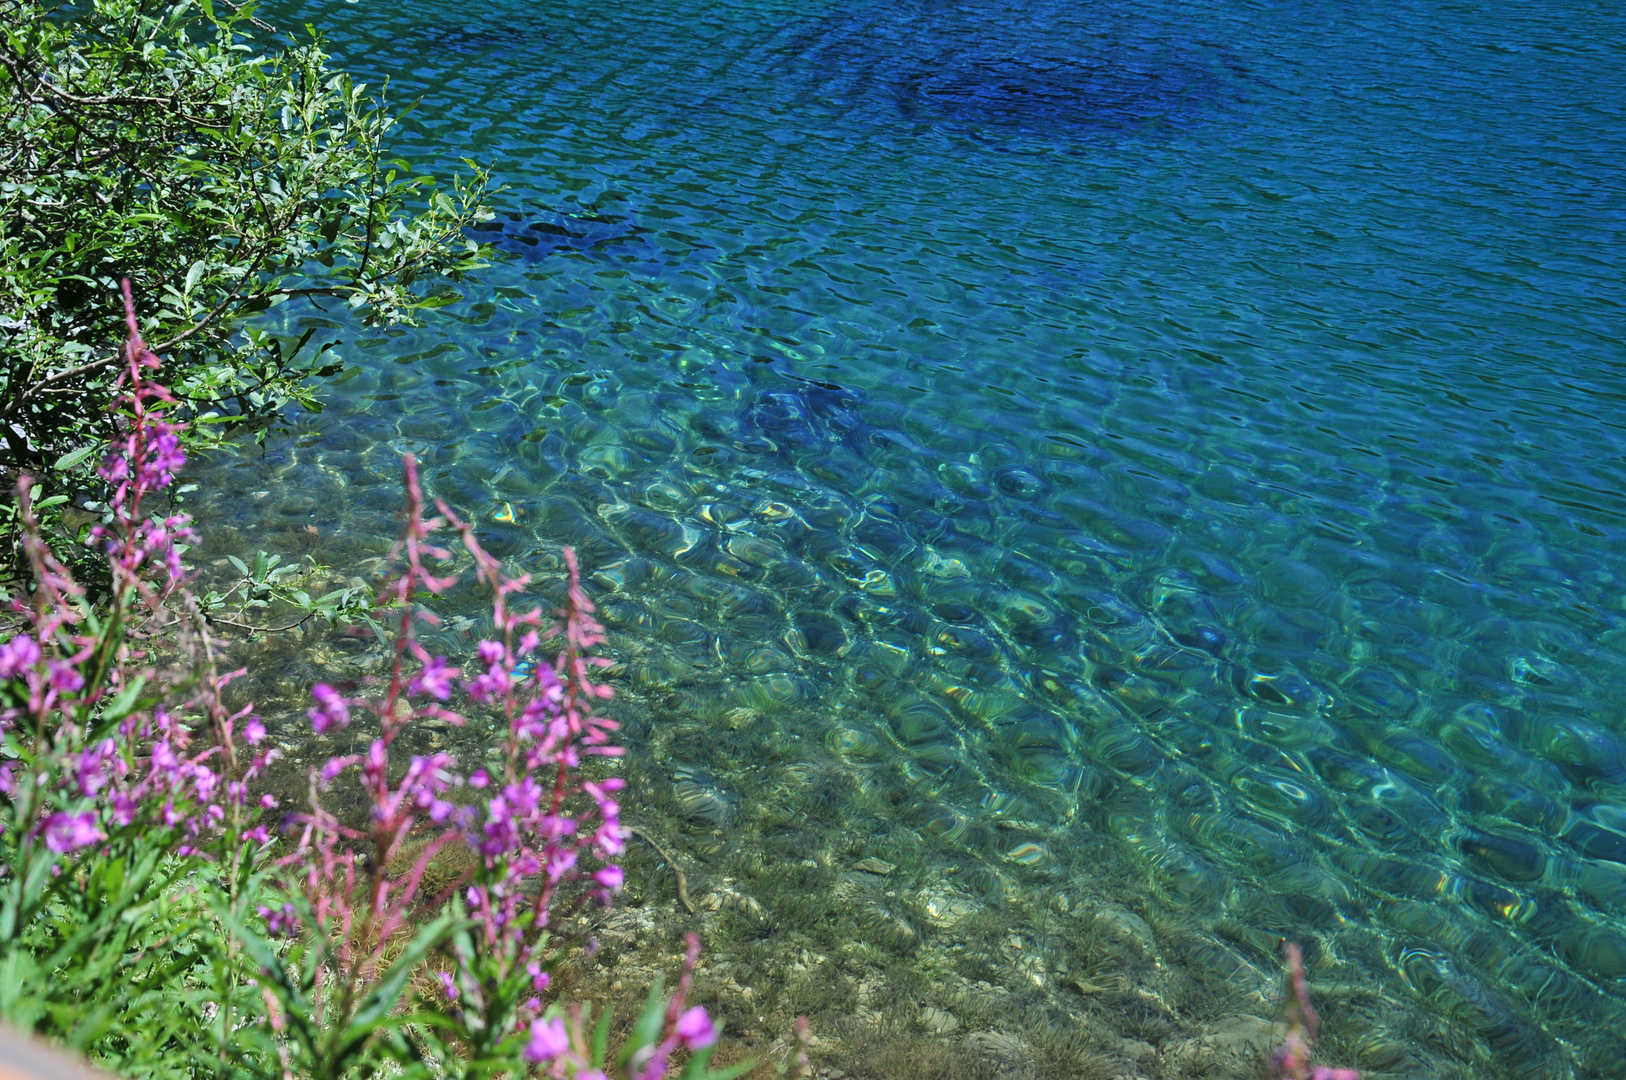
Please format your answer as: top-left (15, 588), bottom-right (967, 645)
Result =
top-left (196, 0), bottom-right (1626, 1075)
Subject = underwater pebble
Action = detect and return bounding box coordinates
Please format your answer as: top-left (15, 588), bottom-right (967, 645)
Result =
top-left (854, 857), bottom-right (896, 876)
top-left (962, 1031), bottom-right (1028, 1070)
top-left (1087, 905), bottom-right (1158, 963)
top-left (921, 888), bottom-right (977, 927)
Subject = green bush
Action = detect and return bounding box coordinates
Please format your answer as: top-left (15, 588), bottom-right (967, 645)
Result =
top-left (0, 0), bottom-right (489, 540)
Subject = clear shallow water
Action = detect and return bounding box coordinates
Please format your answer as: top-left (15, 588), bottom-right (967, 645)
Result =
top-left (190, 0), bottom-right (1626, 1075)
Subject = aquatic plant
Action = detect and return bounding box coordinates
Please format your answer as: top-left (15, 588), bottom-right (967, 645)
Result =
top-left (1269, 943), bottom-right (1359, 1080)
top-left (0, 283), bottom-right (751, 1080)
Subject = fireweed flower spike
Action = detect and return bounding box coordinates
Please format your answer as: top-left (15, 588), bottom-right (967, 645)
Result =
top-left (270, 453), bottom-right (662, 1069)
top-left (2, 284), bottom-right (764, 1079)
top-left (0, 280), bottom-right (254, 860)
top-left (1269, 943), bottom-right (1360, 1080)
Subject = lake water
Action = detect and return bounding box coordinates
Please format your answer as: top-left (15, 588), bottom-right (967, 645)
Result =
top-left (191, 0), bottom-right (1626, 1076)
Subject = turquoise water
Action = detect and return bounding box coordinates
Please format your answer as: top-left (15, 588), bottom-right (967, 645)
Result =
top-left (193, 0), bottom-right (1626, 1075)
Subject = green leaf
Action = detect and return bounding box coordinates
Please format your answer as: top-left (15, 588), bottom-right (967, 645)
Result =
top-left (52, 445), bottom-right (98, 472)
top-left (620, 978), bottom-right (667, 1067)
top-left (591, 1003), bottom-right (612, 1067)
top-left (101, 675), bottom-right (148, 724)
top-left (227, 555), bottom-right (249, 576)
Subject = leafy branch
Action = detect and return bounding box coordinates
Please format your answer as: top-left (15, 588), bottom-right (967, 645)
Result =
top-left (198, 551), bottom-right (378, 637)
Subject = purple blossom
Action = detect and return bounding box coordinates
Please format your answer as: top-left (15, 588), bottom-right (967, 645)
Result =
top-left (75, 738), bottom-right (117, 796)
top-left (465, 668), bottom-right (509, 705)
top-left (150, 739), bottom-right (179, 777)
top-left (545, 847), bottom-right (577, 883)
top-left (524, 1017), bottom-right (570, 1064)
top-left (319, 755), bottom-right (354, 785)
top-left (307, 683), bottom-right (350, 734)
top-left (410, 655), bottom-right (457, 700)
top-left (503, 776), bottom-right (543, 818)
top-left (674, 1006), bottom-right (717, 1050)
top-left (110, 792), bottom-right (138, 827)
top-left (593, 818), bottom-right (625, 856)
top-left (243, 717), bottom-right (267, 744)
top-left (438, 971), bottom-right (459, 1001)
top-left (0, 635), bottom-right (40, 680)
top-left (594, 864), bottom-right (624, 891)
top-left (362, 739), bottom-right (387, 793)
top-left (42, 811), bottom-right (104, 853)
top-left (258, 902), bottom-right (300, 937)
top-left (47, 660), bottom-right (85, 694)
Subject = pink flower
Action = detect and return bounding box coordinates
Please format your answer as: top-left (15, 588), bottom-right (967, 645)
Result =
top-left (308, 683), bottom-right (350, 733)
top-left (545, 847), bottom-right (578, 883)
top-left (675, 1006), bottom-right (717, 1050)
top-left (243, 717), bottom-right (267, 744)
top-left (0, 635), bottom-right (40, 679)
top-left (109, 793), bottom-right (137, 827)
top-left (319, 755), bottom-right (354, 785)
top-left (524, 1016), bottom-right (570, 1063)
top-left (594, 864), bottom-right (624, 891)
top-left (75, 739), bottom-right (116, 796)
top-left (362, 739), bottom-right (388, 789)
top-left (410, 655), bottom-right (457, 700)
top-left (593, 818), bottom-right (626, 856)
top-left (46, 659), bottom-right (85, 694)
top-left (258, 902), bottom-right (300, 937)
top-left (437, 971), bottom-right (459, 1001)
top-left (42, 811), bottom-right (104, 853)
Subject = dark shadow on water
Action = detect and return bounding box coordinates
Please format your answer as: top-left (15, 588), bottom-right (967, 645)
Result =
top-left (467, 208), bottom-right (653, 264)
top-left (777, 0), bottom-right (1257, 150)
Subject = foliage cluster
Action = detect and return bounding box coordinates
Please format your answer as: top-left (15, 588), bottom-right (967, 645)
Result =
top-left (0, 286), bottom-right (764, 1080)
top-left (0, 0), bottom-right (489, 571)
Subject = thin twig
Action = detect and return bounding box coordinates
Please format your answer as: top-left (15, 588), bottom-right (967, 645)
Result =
top-left (203, 611), bottom-right (318, 635)
top-left (626, 826), bottom-right (693, 914)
